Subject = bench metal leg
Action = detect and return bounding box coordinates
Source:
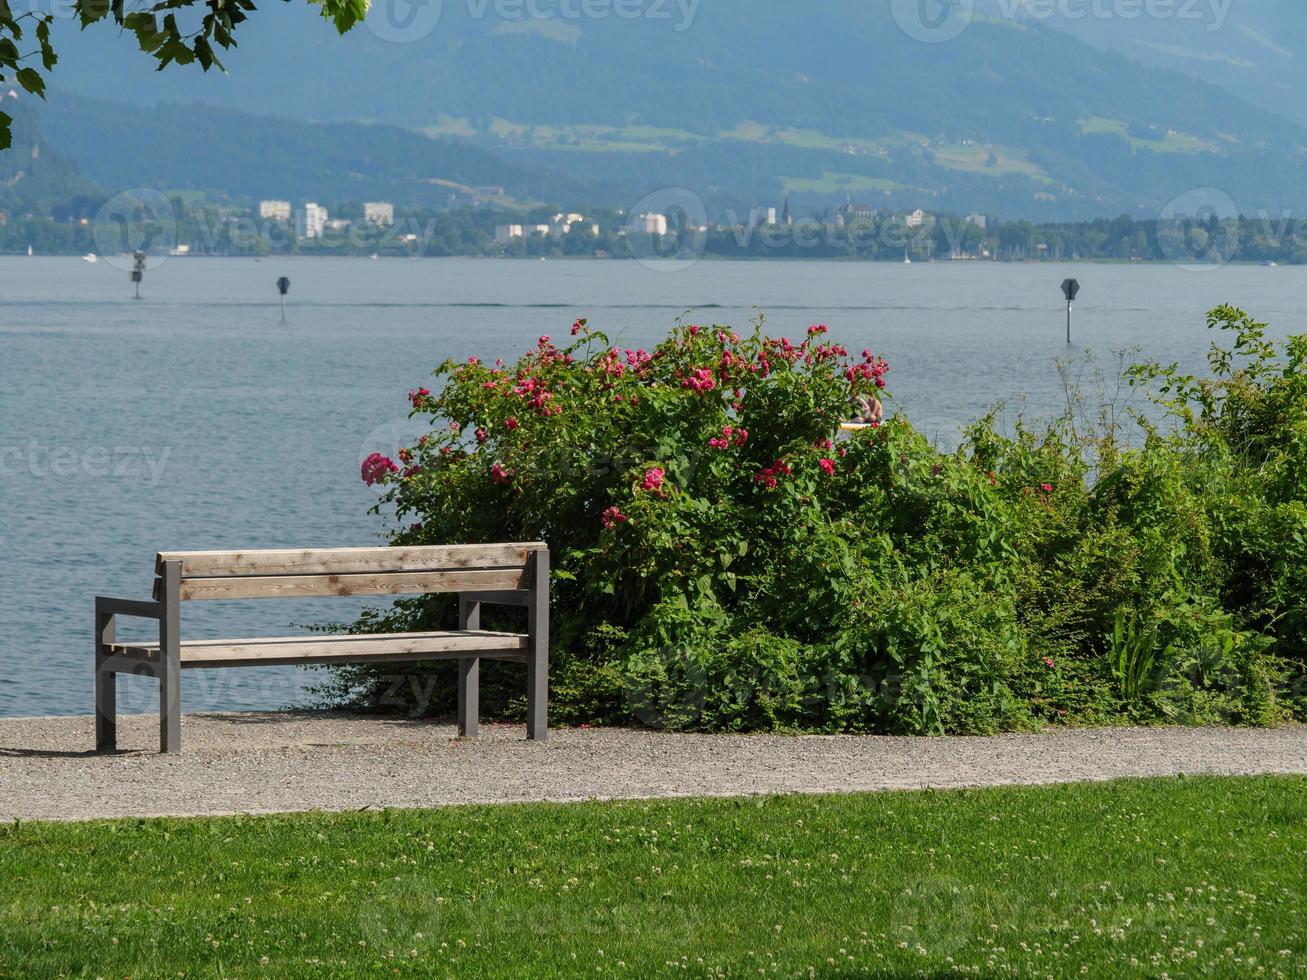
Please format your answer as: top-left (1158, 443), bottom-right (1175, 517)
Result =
top-left (527, 551), bottom-right (549, 742)
top-left (159, 560), bottom-right (182, 753)
top-left (458, 657), bottom-right (480, 737)
top-left (458, 597), bottom-right (481, 737)
top-left (95, 610), bottom-right (117, 752)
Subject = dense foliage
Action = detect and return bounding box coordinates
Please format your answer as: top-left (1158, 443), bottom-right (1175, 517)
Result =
top-left (326, 307), bottom-right (1305, 734)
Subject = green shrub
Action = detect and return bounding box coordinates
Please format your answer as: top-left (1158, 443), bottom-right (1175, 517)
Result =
top-left (325, 309), bottom-right (1303, 732)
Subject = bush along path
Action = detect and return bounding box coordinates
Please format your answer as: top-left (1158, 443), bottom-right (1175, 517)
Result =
top-left (322, 306), bottom-right (1306, 734)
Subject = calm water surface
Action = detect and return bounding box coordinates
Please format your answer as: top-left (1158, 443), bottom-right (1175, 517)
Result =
top-left (1, 256), bottom-right (1301, 717)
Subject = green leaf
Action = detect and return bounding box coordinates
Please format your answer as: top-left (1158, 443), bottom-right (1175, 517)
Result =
top-left (311, 0), bottom-right (368, 33)
top-left (0, 110), bottom-right (11, 152)
top-left (15, 67), bottom-right (44, 97)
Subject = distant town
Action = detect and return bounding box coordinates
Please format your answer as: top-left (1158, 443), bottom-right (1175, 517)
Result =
top-left (2, 194), bottom-right (1304, 265)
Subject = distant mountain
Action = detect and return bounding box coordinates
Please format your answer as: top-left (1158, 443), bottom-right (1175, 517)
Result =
top-left (32, 1), bottom-right (1307, 219)
top-left (1032, 0), bottom-right (1307, 130)
top-left (37, 91), bottom-right (614, 209)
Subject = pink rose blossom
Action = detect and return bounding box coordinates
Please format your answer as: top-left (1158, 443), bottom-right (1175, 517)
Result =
top-left (361, 452), bottom-right (399, 486)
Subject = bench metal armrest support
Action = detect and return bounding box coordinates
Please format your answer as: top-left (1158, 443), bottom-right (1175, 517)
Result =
top-left (95, 595), bottom-right (161, 621)
top-left (95, 561), bottom-right (182, 755)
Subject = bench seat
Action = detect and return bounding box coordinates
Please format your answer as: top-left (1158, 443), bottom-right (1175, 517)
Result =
top-left (107, 630), bottom-right (529, 669)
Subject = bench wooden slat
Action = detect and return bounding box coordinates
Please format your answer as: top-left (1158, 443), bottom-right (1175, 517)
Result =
top-left (155, 543), bottom-right (543, 578)
top-left (109, 630), bottom-right (528, 668)
top-left (172, 567), bottom-right (526, 601)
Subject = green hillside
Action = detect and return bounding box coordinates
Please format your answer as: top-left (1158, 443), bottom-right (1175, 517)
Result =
top-left (35, 91), bottom-right (615, 210)
top-left (29, 1), bottom-right (1307, 218)
top-left (0, 94), bottom-right (99, 217)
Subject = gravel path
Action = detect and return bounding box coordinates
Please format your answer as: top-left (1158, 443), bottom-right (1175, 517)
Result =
top-left (1, 712), bottom-right (1304, 822)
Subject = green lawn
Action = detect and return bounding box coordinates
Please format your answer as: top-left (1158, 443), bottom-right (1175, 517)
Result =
top-left (2, 777), bottom-right (1303, 976)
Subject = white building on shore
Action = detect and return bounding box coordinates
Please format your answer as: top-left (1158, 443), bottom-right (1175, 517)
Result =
top-left (295, 203), bottom-right (328, 240)
top-left (363, 202), bottom-right (395, 227)
top-left (638, 212), bottom-right (669, 236)
top-left (259, 200), bottom-right (291, 222)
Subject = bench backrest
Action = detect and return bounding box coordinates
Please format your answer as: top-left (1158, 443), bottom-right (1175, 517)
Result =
top-left (152, 543), bottom-right (545, 602)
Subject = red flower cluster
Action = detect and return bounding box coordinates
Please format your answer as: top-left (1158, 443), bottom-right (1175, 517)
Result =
top-left (491, 463), bottom-right (511, 484)
top-left (818, 458), bottom-right (836, 476)
top-left (361, 452), bottom-right (399, 486)
top-left (684, 367), bottom-right (716, 393)
top-left (504, 417), bottom-right (520, 431)
top-left (754, 459), bottom-right (792, 489)
top-left (708, 425), bottom-right (749, 450)
top-left (599, 349), bottom-right (627, 380)
top-left (408, 386), bottom-right (430, 407)
top-left (641, 467), bottom-right (665, 492)
top-left (601, 505), bottom-right (629, 529)
top-left (846, 351), bottom-right (890, 388)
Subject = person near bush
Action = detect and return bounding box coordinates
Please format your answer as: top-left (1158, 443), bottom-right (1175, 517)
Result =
top-left (850, 392), bottom-right (883, 425)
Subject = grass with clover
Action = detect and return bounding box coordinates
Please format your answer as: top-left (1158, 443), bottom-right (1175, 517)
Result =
top-left (1, 775), bottom-right (1303, 976)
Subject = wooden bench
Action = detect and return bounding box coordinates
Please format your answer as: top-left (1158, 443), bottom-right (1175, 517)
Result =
top-left (93, 543), bottom-right (549, 753)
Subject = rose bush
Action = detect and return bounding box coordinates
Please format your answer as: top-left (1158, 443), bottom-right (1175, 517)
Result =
top-left (317, 309), bottom-right (1302, 734)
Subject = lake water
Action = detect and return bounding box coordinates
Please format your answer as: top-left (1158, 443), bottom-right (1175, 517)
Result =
top-left (1, 256), bottom-right (1301, 718)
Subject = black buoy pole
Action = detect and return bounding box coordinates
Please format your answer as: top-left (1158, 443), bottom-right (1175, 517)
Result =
top-left (1060, 278), bottom-right (1080, 344)
top-left (277, 276), bottom-right (291, 323)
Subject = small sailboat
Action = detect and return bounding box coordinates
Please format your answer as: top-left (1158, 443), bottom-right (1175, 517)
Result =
top-left (903, 250), bottom-right (911, 265)
top-left (82, 253), bottom-right (97, 263)
top-left (27, 245), bottom-right (33, 256)
top-left (370, 253), bottom-right (380, 261)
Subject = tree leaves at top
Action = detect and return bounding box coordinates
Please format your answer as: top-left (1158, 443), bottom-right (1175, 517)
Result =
top-left (0, 0), bottom-right (367, 148)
